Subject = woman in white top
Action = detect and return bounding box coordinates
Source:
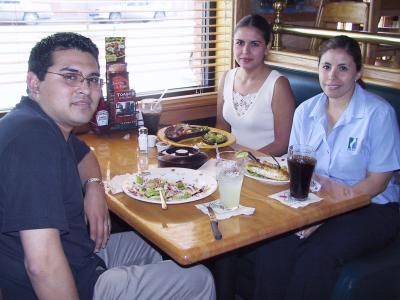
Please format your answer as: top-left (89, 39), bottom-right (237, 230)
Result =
top-left (216, 14), bottom-right (295, 156)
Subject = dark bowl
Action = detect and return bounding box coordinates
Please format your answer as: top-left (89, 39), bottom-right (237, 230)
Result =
top-left (157, 146), bottom-right (208, 169)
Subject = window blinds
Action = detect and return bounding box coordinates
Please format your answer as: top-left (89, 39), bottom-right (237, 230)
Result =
top-left (0, 0), bottom-right (233, 110)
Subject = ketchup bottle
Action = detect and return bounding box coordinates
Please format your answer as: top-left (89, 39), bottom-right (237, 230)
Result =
top-left (90, 96), bottom-right (111, 134)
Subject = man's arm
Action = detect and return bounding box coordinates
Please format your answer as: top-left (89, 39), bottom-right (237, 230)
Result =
top-left (20, 229), bottom-right (79, 300)
top-left (78, 150), bottom-right (111, 251)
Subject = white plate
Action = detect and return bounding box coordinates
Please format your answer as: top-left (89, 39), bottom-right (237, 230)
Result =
top-left (122, 167), bottom-right (218, 204)
top-left (244, 155), bottom-right (290, 185)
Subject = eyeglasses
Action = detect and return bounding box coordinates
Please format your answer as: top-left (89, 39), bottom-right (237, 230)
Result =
top-left (46, 71), bottom-right (104, 89)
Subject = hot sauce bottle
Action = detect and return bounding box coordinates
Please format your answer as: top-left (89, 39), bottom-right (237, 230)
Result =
top-left (90, 96), bottom-right (111, 134)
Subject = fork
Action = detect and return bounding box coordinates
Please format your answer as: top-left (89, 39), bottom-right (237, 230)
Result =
top-left (270, 154), bottom-right (281, 169)
top-left (248, 151), bottom-right (260, 163)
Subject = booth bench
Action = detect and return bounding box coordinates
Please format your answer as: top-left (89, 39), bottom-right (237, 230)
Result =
top-left (232, 66), bottom-right (400, 300)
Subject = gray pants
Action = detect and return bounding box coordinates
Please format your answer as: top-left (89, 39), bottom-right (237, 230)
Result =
top-left (93, 231), bottom-right (216, 300)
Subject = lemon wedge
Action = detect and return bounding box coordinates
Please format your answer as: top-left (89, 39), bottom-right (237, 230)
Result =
top-left (236, 150), bottom-right (249, 158)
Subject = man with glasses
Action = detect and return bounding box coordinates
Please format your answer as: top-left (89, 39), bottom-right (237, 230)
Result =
top-left (0, 32), bottom-right (215, 300)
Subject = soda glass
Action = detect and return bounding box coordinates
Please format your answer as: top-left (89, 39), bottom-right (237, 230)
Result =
top-left (287, 144), bottom-right (317, 201)
top-left (140, 99), bottom-right (162, 135)
top-left (216, 151), bottom-right (246, 210)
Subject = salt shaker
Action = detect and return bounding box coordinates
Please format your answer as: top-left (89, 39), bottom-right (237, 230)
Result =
top-left (138, 126), bottom-right (148, 153)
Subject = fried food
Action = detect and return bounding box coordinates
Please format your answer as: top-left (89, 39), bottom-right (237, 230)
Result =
top-left (246, 160), bottom-right (289, 181)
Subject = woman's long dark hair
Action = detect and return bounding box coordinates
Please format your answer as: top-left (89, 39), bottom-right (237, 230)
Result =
top-left (234, 14), bottom-right (272, 45)
top-left (319, 35), bottom-right (366, 89)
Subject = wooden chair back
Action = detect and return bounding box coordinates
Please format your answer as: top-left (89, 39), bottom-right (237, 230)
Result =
top-left (367, 0), bottom-right (400, 66)
top-left (310, 1), bottom-right (369, 56)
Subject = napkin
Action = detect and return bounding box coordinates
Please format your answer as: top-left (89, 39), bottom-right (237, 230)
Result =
top-left (310, 179), bottom-right (322, 192)
top-left (196, 199), bottom-right (255, 220)
top-left (105, 173), bottom-right (134, 194)
top-left (268, 189), bottom-right (322, 208)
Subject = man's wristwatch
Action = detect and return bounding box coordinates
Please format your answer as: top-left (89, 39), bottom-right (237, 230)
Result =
top-left (84, 177), bottom-right (104, 190)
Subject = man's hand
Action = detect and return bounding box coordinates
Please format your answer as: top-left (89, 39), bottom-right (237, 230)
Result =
top-left (77, 150), bottom-right (111, 251)
top-left (84, 183), bottom-right (111, 252)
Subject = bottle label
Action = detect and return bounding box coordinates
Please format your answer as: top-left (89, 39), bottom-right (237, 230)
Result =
top-left (96, 110), bottom-right (109, 126)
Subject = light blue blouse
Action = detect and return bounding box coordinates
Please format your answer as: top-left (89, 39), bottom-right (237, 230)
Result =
top-left (290, 84), bottom-right (400, 204)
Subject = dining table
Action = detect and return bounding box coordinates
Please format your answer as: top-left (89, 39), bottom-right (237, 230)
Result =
top-left (79, 130), bottom-right (371, 266)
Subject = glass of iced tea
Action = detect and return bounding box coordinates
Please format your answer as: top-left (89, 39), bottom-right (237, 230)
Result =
top-left (288, 144), bottom-right (317, 201)
top-left (140, 99), bottom-right (162, 135)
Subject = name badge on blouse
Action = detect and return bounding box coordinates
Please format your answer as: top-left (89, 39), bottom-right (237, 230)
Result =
top-left (347, 137), bottom-right (358, 151)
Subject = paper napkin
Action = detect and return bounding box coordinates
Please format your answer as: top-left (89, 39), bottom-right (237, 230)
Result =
top-left (105, 173), bottom-right (134, 194)
top-left (196, 199), bottom-right (255, 220)
top-left (268, 189), bottom-right (322, 208)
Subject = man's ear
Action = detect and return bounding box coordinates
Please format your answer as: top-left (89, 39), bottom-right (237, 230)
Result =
top-left (26, 71), bottom-right (40, 97)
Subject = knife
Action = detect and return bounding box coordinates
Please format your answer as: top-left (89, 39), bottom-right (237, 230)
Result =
top-left (207, 206), bottom-right (222, 240)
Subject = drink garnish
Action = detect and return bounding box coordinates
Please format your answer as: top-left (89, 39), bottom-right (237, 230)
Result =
top-left (235, 150), bottom-right (249, 158)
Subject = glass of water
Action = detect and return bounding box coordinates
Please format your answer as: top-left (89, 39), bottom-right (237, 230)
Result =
top-left (136, 150), bottom-right (149, 174)
top-left (216, 151), bottom-right (246, 210)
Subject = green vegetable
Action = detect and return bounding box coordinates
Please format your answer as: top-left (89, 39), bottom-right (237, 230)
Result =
top-left (247, 166), bottom-right (265, 178)
top-left (174, 191), bottom-right (191, 199)
top-left (136, 175), bottom-right (144, 185)
top-left (177, 182), bottom-right (185, 189)
top-left (202, 131), bottom-right (228, 145)
top-left (236, 150), bottom-right (249, 158)
top-left (144, 187), bottom-right (159, 198)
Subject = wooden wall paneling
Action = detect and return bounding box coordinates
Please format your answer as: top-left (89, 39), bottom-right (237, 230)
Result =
top-left (234, 0), bottom-right (251, 25)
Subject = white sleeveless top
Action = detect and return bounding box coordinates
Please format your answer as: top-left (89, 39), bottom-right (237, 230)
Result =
top-left (222, 68), bottom-right (282, 150)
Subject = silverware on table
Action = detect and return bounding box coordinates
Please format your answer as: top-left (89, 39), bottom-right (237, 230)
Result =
top-left (207, 205), bottom-right (222, 240)
top-left (248, 151), bottom-right (260, 163)
top-left (270, 154), bottom-right (281, 169)
top-left (249, 151), bottom-right (281, 169)
top-left (215, 142), bottom-right (221, 160)
top-left (159, 189), bottom-right (168, 210)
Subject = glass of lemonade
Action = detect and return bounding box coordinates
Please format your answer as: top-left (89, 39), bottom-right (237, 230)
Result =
top-left (216, 151), bottom-right (246, 210)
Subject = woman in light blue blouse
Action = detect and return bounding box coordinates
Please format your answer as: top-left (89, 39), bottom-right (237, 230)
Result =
top-left (253, 35), bottom-right (400, 300)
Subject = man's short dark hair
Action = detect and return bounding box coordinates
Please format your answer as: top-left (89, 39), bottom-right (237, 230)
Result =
top-left (28, 32), bottom-right (99, 81)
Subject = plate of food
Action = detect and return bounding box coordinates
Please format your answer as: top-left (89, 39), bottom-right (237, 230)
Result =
top-left (157, 124), bottom-right (235, 149)
top-left (245, 155), bottom-right (290, 184)
top-left (122, 167), bottom-right (218, 204)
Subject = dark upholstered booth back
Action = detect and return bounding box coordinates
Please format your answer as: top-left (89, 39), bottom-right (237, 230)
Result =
top-left (233, 66), bottom-right (400, 300)
top-left (274, 66), bottom-right (400, 128)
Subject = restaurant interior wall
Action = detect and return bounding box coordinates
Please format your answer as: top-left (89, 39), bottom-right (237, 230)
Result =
top-left (252, 0), bottom-right (400, 89)
top-left (0, 0), bottom-right (233, 125)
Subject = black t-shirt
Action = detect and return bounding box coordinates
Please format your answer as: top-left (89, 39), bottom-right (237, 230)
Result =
top-left (0, 97), bottom-right (103, 299)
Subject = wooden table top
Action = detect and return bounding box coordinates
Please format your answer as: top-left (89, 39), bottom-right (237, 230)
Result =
top-left (80, 130), bottom-right (370, 266)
